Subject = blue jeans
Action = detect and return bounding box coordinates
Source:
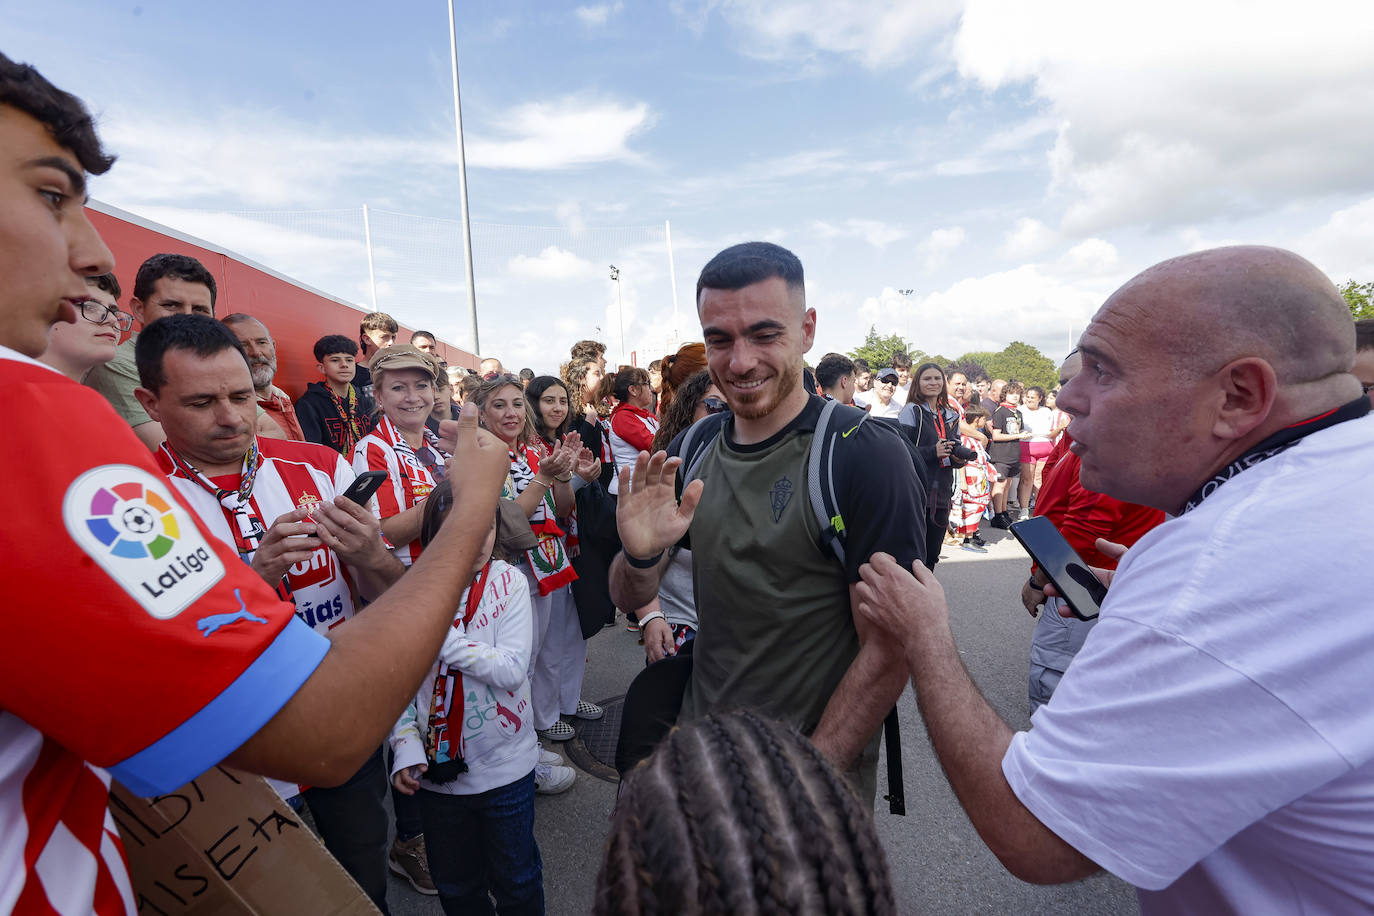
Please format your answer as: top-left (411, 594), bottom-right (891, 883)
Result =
top-left (419, 771), bottom-right (544, 916)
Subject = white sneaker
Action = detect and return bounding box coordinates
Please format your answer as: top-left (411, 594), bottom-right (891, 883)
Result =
top-left (537, 741), bottom-right (562, 766)
top-left (535, 763), bottom-right (576, 795)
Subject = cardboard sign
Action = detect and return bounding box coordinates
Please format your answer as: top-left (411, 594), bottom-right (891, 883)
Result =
top-left (109, 767), bottom-right (380, 915)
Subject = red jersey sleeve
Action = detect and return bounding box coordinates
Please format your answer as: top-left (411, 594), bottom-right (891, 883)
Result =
top-left (2, 359), bottom-right (328, 795)
top-left (612, 406), bottom-right (657, 452)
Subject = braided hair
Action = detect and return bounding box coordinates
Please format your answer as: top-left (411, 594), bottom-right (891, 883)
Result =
top-left (595, 710), bottom-right (895, 916)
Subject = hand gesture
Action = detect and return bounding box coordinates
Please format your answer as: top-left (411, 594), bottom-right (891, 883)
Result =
top-left (438, 402), bottom-right (511, 495)
top-left (934, 440), bottom-right (955, 459)
top-left (392, 763), bottom-right (426, 795)
top-left (1043, 538), bottom-right (1125, 617)
top-left (616, 450), bottom-right (702, 560)
top-left (540, 437), bottom-right (578, 479)
top-left (314, 495), bottom-right (389, 569)
top-left (574, 447), bottom-right (601, 483)
top-left (854, 553), bottom-right (950, 654)
top-left (642, 615), bottom-right (675, 663)
top-left (250, 507), bottom-right (320, 587)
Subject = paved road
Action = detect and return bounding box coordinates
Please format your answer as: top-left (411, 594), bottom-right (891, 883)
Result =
top-left (389, 523), bottom-right (1139, 915)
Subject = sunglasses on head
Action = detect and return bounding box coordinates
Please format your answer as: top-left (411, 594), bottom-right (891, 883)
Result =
top-left (701, 397), bottom-right (729, 414)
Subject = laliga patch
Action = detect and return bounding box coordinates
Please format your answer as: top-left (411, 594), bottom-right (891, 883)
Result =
top-left (64, 464), bottom-right (225, 619)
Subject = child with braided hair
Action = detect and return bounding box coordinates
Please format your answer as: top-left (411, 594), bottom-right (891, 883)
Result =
top-left (596, 710), bottom-right (896, 915)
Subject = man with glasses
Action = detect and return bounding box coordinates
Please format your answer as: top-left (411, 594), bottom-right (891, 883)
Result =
top-left (135, 314), bottom-right (405, 911)
top-left (86, 252), bottom-right (218, 450)
top-left (38, 272), bottom-right (132, 381)
top-left (868, 367), bottom-right (904, 418)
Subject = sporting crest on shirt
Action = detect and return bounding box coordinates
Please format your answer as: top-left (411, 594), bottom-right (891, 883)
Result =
top-left (64, 465), bottom-right (226, 620)
top-left (769, 475), bottom-right (794, 522)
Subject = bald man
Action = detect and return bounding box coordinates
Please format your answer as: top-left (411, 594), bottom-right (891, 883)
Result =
top-left (854, 246), bottom-right (1373, 913)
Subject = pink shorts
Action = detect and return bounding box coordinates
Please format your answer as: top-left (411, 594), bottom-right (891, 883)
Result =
top-left (1020, 440), bottom-right (1053, 463)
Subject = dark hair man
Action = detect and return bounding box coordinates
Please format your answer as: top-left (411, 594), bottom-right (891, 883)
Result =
top-left (518, 367), bottom-right (534, 388)
top-left (297, 334), bottom-right (373, 455)
top-left (85, 251), bottom-right (217, 450)
top-left (891, 350), bottom-right (913, 398)
top-left (353, 311), bottom-right (398, 403)
top-left (221, 313), bottom-right (301, 440)
top-left (815, 351), bottom-right (856, 404)
top-left (857, 246), bottom-right (1373, 911)
top-left (1355, 318), bottom-right (1374, 406)
top-left (410, 328), bottom-right (437, 354)
top-left (610, 241), bottom-right (925, 802)
top-left (0, 54), bottom-right (508, 913)
top-left (134, 315), bottom-right (404, 909)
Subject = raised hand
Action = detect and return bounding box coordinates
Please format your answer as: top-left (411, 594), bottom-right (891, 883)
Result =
top-left (574, 447), bottom-right (601, 483)
top-left (439, 402), bottom-right (511, 495)
top-left (616, 450), bottom-right (703, 560)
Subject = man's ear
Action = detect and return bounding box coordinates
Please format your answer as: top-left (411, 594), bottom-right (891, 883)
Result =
top-left (1213, 357), bottom-right (1277, 441)
top-left (129, 298), bottom-right (146, 325)
top-left (134, 386), bottom-right (161, 423)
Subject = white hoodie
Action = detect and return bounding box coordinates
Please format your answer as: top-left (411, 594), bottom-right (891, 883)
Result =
top-left (390, 560), bottom-right (538, 794)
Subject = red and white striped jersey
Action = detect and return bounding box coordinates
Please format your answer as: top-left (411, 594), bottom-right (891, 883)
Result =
top-left (608, 403), bottom-right (659, 496)
top-left (352, 417), bottom-right (438, 567)
top-left (1, 349), bottom-right (330, 914)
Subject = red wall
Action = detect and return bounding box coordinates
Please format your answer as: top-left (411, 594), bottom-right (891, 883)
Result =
top-left (86, 204), bottom-right (479, 401)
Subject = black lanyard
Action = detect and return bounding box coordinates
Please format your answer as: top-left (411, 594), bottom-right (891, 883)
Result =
top-left (1180, 397), bottom-right (1369, 514)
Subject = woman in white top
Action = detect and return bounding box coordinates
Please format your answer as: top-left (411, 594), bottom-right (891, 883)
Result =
top-left (1016, 385), bottom-right (1056, 519)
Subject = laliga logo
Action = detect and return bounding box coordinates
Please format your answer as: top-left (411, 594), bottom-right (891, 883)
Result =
top-left (65, 465), bottom-right (226, 620)
top-left (83, 480), bottom-right (181, 559)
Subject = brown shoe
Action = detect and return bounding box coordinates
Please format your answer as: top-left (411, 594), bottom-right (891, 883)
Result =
top-left (389, 834), bottom-right (437, 895)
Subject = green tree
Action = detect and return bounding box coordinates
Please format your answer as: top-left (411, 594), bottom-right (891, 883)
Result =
top-left (1338, 280), bottom-right (1374, 320)
top-left (954, 341), bottom-right (1058, 390)
top-left (848, 326), bottom-right (920, 369)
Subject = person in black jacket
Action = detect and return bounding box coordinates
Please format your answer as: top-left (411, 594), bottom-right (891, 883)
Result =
top-left (296, 334), bottom-right (374, 456)
top-left (898, 362), bottom-right (964, 569)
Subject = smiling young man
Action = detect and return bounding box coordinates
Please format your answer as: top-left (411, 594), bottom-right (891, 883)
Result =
top-left (609, 241), bottom-right (924, 801)
top-left (854, 246), bottom-right (1374, 913)
top-left (0, 53), bottom-right (509, 914)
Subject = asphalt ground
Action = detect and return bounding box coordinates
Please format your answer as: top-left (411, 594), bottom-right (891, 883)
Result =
top-left (386, 519), bottom-right (1140, 915)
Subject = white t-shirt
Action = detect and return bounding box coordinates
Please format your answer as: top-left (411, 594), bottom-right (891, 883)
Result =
top-left (1019, 405), bottom-right (1055, 442)
top-left (869, 396), bottom-right (904, 419)
top-left (852, 388), bottom-right (872, 409)
top-left (1002, 412), bottom-right (1374, 914)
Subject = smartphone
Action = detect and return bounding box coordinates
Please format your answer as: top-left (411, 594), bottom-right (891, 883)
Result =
top-left (341, 469), bottom-right (387, 506)
top-left (1009, 516), bottom-right (1108, 621)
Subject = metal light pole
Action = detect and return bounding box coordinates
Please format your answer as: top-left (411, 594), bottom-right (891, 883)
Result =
top-left (447, 0), bottom-right (480, 354)
top-left (610, 265), bottom-right (625, 365)
top-left (898, 288), bottom-right (914, 347)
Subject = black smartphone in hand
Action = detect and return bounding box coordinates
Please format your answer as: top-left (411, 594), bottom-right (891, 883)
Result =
top-left (1009, 516), bottom-right (1108, 621)
top-left (341, 469), bottom-right (387, 506)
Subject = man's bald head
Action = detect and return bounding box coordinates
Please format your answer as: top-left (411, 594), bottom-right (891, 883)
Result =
top-left (1103, 246), bottom-right (1354, 386)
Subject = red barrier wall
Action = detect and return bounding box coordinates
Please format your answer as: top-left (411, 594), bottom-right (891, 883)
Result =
top-left (86, 202), bottom-right (479, 401)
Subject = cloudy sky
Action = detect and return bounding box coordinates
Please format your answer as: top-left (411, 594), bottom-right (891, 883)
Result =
top-left (9, 1), bottom-right (1374, 371)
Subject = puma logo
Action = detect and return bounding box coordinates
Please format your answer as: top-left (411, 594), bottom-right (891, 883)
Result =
top-left (197, 588), bottom-right (269, 637)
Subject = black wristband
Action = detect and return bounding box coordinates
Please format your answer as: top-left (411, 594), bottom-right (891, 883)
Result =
top-left (624, 549), bottom-right (665, 569)
top-left (1028, 576), bottom-right (1043, 591)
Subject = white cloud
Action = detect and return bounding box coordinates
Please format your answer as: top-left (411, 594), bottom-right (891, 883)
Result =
top-left (1292, 197), bottom-right (1374, 282)
top-left (691, 0), bottom-right (963, 68)
top-left (1056, 238), bottom-right (1118, 276)
top-left (467, 97), bottom-right (654, 170)
top-left (918, 226), bottom-right (968, 271)
top-left (810, 218), bottom-right (909, 249)
top-left (507, 246), bottom-right (600, 281)
top-left (575, 2), bottom-right (623, 27)
top-left (1001, 217), bottom-right (1057, 260)
top-left (954, 0), bottom-right (1374, 233)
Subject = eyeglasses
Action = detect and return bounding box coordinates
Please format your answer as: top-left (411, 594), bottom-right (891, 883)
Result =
top-left (76, 299), bottom-right (134, 332)
top-left (1363, 382), bottom-right (1373, 395)
top-left (701, 397), bottom-right (729, 414)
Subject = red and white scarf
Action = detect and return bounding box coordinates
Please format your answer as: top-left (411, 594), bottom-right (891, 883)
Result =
top-left (511, 445), bottom-right (578, 596)
top-left (424, 562), bottom-right (492, 773)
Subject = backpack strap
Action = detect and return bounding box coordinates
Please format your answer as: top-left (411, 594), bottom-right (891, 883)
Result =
top-left (808, 400), bottom-right (870, 567)
top-left (678, 411), bottom-right (730, 489)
